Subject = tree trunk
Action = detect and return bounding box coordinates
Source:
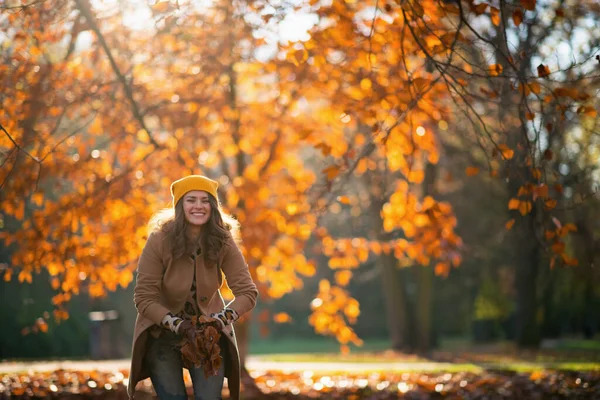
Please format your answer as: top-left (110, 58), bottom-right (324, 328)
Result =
top-left (368, 185), bottom-right (411, 351)
top-left (378, 253), bottom-right (411, 350)
top-left (415, 266), bottom-right (433, 353)
top-left (513, 212), bottom-right (541, 347)
top-left (414, 162), bottom-right (437, 353)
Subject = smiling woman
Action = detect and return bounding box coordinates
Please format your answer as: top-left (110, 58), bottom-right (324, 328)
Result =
top-left (128, 174), bottom-right (258, 399)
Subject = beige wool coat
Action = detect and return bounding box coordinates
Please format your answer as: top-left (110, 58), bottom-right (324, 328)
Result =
top-left (128, 230), bottom-right (258, 399)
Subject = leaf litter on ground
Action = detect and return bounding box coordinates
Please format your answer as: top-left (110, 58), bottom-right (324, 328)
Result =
top-left (1, 367), bottom-right (599, 399)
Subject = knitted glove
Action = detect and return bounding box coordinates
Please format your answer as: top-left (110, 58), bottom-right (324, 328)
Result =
top-left (210, 307), bottom-right (239, 331)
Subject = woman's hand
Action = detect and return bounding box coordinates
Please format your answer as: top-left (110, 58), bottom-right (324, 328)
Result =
top-left (210, 307), bottom-right (239, 331)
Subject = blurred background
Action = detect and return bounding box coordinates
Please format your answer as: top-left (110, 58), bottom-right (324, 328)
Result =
top-left (1, 0), bottom-right (599, 361)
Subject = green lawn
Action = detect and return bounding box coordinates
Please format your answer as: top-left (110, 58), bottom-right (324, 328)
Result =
top-left (248, 337), bottom-right (600, 372)
top-left (249, 338), bottom-right (392, 355)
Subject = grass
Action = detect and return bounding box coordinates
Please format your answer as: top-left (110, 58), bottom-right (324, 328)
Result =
top-left (247, 337), bottom-right (600, 373)
top-left (249, 338), bottom-right (392, 355)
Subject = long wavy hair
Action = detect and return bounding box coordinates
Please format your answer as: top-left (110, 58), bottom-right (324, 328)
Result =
top-left (148, 193), bottom-right (240, 266)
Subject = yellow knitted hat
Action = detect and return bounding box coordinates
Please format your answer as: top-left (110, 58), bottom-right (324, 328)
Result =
top-left (170, 175), bottom-right (219, 207)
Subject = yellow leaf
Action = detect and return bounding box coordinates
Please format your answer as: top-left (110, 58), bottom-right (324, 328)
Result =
top-left (119, 269), bottom-right (133, 288)
top-left (344, 299), bottom-right (360, 318)
top-left (335, 270), bottom-right (353, 287)
top-left (152, 1), bottom-right (171, 13)
top-left (408, 169), bottom-right (424, 183)
top-left (360, 78), bottom-right (372, 91)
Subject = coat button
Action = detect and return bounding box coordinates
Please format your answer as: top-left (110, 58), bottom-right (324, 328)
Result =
top-left (229, 332), bottom-right (234, 337)
top-left (200, 296), bottom-right (208, 302)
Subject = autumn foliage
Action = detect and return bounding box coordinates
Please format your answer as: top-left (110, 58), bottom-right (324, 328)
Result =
top-left (1, 0), bottom-right (598, 350)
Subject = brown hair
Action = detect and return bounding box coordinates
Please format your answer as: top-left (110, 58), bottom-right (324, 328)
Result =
top-left (148, 193), bottom-right (240, 265)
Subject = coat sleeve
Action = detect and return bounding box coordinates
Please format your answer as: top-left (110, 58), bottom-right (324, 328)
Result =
top-left (220, 239), bottom-right (258, 317)
top-left (133, 231), bottom-right (171, 326)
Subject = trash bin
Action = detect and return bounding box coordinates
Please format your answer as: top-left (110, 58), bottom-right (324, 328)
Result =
top-left (89, 310), bottom-right (120, 359)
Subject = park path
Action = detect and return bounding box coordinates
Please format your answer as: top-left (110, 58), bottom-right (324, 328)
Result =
top-left (0, 357), bottom-right (455, 374)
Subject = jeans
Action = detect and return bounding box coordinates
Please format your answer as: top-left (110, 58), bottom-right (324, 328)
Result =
top-left (145, 330), bottom-right (225, 400)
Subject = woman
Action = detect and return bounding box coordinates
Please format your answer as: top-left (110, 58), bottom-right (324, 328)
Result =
top-left (128, 175), bottom-right (258, 400)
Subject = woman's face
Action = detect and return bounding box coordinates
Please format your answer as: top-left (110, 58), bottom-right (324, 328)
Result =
top-left (182, 190), bottom-right (212, 226)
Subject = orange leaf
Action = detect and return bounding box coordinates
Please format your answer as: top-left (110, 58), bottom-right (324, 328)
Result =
top-left (520, 0), bottom-right (536, 11)
top-left (37, 318), bottom-right (48, 333)
top-left (151, 1), bottom-right (171, 13)
top-left (497, 144), bottom-right (514, 160)
top-left (292, 49), bottom-right (308, 65)
top-left (577, 105), bottom-right (597, 118)
top-left (337, 196), bottom-right (351, 204)
top-left (512, 8), bottom-right (524, 26)
top-left (532, 183), bottom-right (548, 200)
top-left (518, 200), bottom-right (532, 216)
top-left (508, 198), bottom-right (520, 210)
top-left (273, 312), bottom-right (293, 323)
top-left (490, 7), bottom-right (500, 26)
top-left (505, 219), bottom-right (515, 230)
top-left (544, 198), bottom-right (557, 210)
top-left (559, 223), bottom-right (577, 237)
top-left (322, 165), bottom-right (341, 180)
top-left (488, 64), bottom-right (504, 76)
top-left (545, 230), bottom-right (555, 240)
top-left (408, 169), bottom-right (424, 184)
top-left (31, 193), bottom-right (44, 206)
top-left (471, 3), bottom-right (488, 15)
top-left (551, 241), bottom-right (565, 254)
top-left (465, 166), bottom-right (480, 176)
top-left (335, 270), bottom-right (353, 287)
top-left (562, 254), bottom-right (579, 266)
top-left (537, 64), bottom-right (551, 77)
top-left (434, 262), bottom-right (450, 277)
